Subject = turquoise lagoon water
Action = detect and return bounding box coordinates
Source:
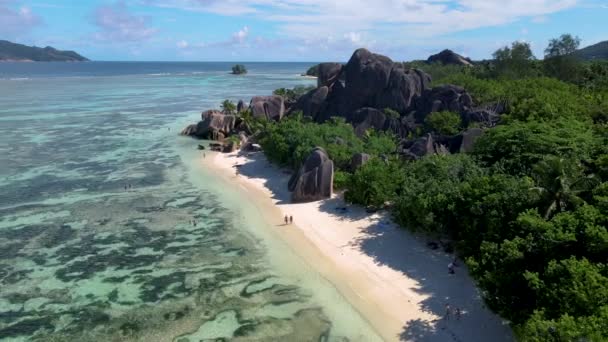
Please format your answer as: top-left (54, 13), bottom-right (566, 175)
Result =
top-left (0, 63), bottom-right (381, 341)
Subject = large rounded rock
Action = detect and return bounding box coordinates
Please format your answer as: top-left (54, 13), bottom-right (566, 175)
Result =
top-left (349, 107), bottom-right (388, 137)
top-left (342, 49), bottom-right (431, 115)
top-left (317, 62), bottom-right (343, 87)
top-left (288, 147), bottom-right (334, 203)
top-left (196, 112), bottom-right (236, 140)
top-left (415, 85), bottom-right (473, 122)
top-left (427, 49), bottom-right (473, 66)
top-left (292, 86), bottom-right (329, 119)
top-left (181, 124), bottom-right (198, 136)
top-left (201, 109), bottom-right (223, 121)
top-left (250, 95), bottom-right (285, 121)
top-left (375, 65), bottom-right (431, 113)
top-left (344, 48), bottom-right (394, 111)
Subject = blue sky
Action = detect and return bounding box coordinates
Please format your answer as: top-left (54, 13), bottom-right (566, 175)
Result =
top-left (1, 0), bottom-right (607, 61)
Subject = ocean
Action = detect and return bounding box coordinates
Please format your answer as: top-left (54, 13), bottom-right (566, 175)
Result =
top-left (0, 62), bottom-right (381, 341)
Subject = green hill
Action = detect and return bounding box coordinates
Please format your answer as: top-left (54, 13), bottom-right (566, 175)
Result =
top-left (574, 40), bottom-right (608, 61)
top-left (0, 40), bottom-right (89, 62)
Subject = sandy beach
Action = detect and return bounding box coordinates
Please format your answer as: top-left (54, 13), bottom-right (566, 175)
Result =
top-left (202, 150), bottom-right (514, 342)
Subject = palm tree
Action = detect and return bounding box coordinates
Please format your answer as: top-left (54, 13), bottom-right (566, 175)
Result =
top-left (221, 99), bottom-right (236, 115)
top-left (531, 156), bottom-right (598, 219)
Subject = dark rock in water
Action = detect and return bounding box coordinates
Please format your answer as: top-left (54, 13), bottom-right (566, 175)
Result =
top-left (197, 144), bottom-right (206, 150)
top-left (350, 153), bottom-right (371, 171)
top-left (250, 95), bottom-right (285, 121)
top-left (427, 49), bottom-right (473, 66)
top-left (317, 62), bottom-right (343, 87)
top-left (415, 85), bottom-right (473, 122)
top-left (237, 99), bottom-right (248, 113)
top-left (458, 128), bottom-right (484, 153)
top-left (288, 147), bottom-right (334, 203)
top-left (181, 124), bottom-right (198, 136)
top-left (196, 112), bottom-right (236, 140)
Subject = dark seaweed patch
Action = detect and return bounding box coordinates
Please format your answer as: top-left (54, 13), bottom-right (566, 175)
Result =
top-left (119, 321), bottom-right (140, 336)
top-left (0, 317), bottom-right (54, 338)
top-left (103, 275), bottom-right (130, 283)
top-left (233, 323), bottom-right (257, 337)
top-left (3, 269), bottom-right (32, 285)
top-left (138, 271), bottom-right (187, 302)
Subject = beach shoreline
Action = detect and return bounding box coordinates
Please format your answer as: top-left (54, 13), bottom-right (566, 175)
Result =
top-left (200, 149), bottom-right (513, 342)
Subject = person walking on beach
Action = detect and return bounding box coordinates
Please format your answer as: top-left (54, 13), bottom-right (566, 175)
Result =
top-left (284, 215), bottom-right (289, 225)
top-left (289, 215), bottom-right (293, 224)
top-left (445, 304), bottom-right (451, 320)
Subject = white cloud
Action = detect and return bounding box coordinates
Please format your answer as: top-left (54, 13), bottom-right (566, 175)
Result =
top-left (93, 1), bottom-right (158, 42)
top-left (0, 1), bottom-right (42, 38)
top-left (146, 0), bottom-right (578, 41)
top-left (232, 26), bottom-right (249, 44)
top-left (176, 39), bottom-right (189, 48)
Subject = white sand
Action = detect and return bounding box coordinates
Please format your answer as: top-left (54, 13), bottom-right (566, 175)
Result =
top-left (204, 150), bottom-right (514, 342)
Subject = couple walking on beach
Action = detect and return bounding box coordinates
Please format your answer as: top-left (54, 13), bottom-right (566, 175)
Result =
top-left (284, 215), bottom-right (293, 225)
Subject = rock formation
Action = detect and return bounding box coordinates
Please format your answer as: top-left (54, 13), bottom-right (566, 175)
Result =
top-left (237, 99), bottom-right (248, 113)
top-left (291, 48), bottom-right (432, 127)
top-left (250, 95), bottom-right (285, 121)
top-left (415, 85), bottom-right (473, 122)
top-left (317, 63), bottom-right (343, 87)
top-left (288, 147), bottom-right (334, 203)
top-left (427, 49), bottom-right (473, 66)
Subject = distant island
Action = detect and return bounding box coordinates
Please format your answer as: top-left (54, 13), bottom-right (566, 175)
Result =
top-left (231, 64), bottom-right (247, 75)
top-left (0, 40), bottom-right (89, 62)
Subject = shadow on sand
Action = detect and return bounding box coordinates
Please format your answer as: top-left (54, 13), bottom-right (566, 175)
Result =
top-left (228, 151), bottom-right (513, 341)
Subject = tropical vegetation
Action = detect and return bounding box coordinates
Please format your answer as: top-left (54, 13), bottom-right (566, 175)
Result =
top-left (243, 34), bottom-right (608, 341)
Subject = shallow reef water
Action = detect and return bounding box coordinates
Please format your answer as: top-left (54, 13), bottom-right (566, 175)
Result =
top-left (0, 63), bottom-right (379, 341)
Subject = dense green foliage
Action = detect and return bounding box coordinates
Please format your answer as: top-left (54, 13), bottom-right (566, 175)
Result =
top-left (255, 34), bottom-right (608, 341)
top-left (220, 99), bottom-right (236, 114)
top-left (345, 157), bottom-right (405, 208)
top-left (493, 41), bottom-right (537, 79)
top-left (258, 113), bottom-right (397, 170)
top-left (273, 85), bottom-right (316, 102)
top-left (425, 111), bottom-right (462, 135)
top-left (231, 64), bottom-right (247, 74)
